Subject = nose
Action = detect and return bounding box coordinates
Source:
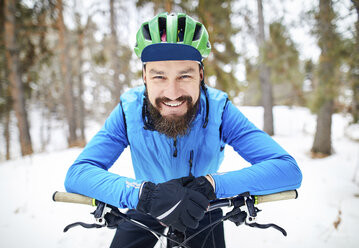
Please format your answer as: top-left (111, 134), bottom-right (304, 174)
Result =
top-left (164, 80), bottom-right (182, 100)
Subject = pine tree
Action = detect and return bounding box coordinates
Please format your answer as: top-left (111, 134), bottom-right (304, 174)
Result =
top-left (74, 10), bottom-right (86, 146)
top-left (257, 0), bottom-right (274, 135)
top-left (265, 22), bottom-right (304, 106)
top-left (195, 0), bottom-right (240, 98)
top-left (0, 0), bottom-right (11, 160)
top-left (1, 0), bottom-right (56, 158)
top-left (311, 0), bottom-right (341, 157)
top-left (56, 0), bottom-right (79, 147)
top-left (4, 0), bottom-right (33, 156)
top-left (109, 0), bottom-right (122, 105)
top-left (350, 0), bottom-right (359, 123)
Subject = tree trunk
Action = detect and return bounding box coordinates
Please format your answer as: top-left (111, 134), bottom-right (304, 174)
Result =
top-left (165, 1), bottom-right (172, 13)
top-left (110, 0), bottom-right (122, 106)
top-left (257, 0), bottom-right (274, 135)
top-left (351, 0), bottom-right (359, 123)
top-left (76, 13), bottom-right (86, 146)
top-left (4, 109), bottom-right (11, 160)
top-left (311, 0), bottom-right (337, 157)
top-left (4, 0), bottom-right (33, 156)
top-left (56, 0), bottom-right (78, 147)
top-left (312, 100), bottom-right (333, 156)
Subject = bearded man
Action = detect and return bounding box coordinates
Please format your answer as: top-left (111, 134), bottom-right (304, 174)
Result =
top-left (65, 12), bottom-right (302, 248)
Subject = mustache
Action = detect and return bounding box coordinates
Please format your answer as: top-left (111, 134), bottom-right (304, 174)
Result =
top-left (155, 96), bottom-right (193, 107)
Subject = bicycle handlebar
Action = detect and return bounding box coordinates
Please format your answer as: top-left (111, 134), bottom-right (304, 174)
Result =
top-left (53, 190), bottom-right (298, 208)
top-left (53, 189), bottom-right (298, 243)
top-left (255, 190), bottom-right (298, 204)
top-left (208, 190), bottom-right (297, 211)
top-left (53, 191), bottom-right (96, 206)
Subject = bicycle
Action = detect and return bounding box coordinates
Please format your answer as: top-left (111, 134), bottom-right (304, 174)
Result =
top-left (53, 190), bottom-right (298, 248)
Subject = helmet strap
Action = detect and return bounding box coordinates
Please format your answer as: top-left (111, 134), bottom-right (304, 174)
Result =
top-left (142, 63), bottom-right (146, 85)
top-left (200, 62), bottom-right (205, 88)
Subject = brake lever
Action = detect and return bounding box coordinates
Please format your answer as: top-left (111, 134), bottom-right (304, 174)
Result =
top-left (246, 222), bottom-right (287, 236)
top-left (63, 221), bottom-right (106, 232)
top-left (241, 195), bottom-right (287, 236)
top-left (92, 201), bottom-right (112, 226)
top-left (63, 201), bottom-right (113, 232)
top-left (243, 196), bottom-right (260, 223)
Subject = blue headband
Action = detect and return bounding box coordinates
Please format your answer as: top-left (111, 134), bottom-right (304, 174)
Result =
top-left (141, 43), bottom-right (202, 63)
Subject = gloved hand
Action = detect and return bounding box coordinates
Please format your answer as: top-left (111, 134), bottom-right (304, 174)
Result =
top-left (136, 177), bottom-right (209, 232)
top-left (184, 176), bottom-right (216, 200)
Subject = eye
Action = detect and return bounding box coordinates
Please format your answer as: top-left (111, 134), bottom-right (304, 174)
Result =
top-left (153, 75), bottom-right (165, 80)
top-left (180, 75), bottom-right (191, 79)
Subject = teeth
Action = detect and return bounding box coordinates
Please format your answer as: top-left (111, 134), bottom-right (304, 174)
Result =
top-left (163, 101), bottom-right (183, 107)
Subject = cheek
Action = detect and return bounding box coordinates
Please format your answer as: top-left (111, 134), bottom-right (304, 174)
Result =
top-left (148, 92), bottom-right (157, 105)
top-left (145, 86), bottom-right (155, 103)
top-left (189, 85), bottom-right (200, 103)
top-left (147, 86), bottom-right (163, 107)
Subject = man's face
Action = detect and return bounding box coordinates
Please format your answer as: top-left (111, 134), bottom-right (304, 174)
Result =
top-left (143, 60), bottom-right (203, 138)
top-left (144, 60), bottom-right (203, 118)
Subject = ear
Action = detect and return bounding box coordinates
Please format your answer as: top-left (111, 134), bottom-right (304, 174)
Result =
top-left (199, 67), bottom-right (204, 81)
top-left (142, 67), bottom-right (147, 84)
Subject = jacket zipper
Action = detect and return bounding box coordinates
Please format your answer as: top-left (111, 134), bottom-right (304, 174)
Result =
top-left (173, 137), bottom-right (177, 157)
top-left (189, 150), bottom-right (194, 176)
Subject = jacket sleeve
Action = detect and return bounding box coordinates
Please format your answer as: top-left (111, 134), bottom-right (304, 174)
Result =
top-left (64, 103), bottom-right (142, 209)
top-left (211, 101), bottom-right (302, 198)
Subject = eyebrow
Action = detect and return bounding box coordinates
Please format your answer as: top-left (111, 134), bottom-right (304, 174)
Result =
top-left (149, 69), bottom-right (165, 75)
top-left (148, 67), bottom-right (197, 75)
top-left (178, 68), bottom-right (196, 74)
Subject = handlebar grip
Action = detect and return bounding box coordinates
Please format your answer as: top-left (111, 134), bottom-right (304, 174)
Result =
top-left (255, 190), bottom-right (298, 204)
top-left (52, 191), bottom-right (96, 206)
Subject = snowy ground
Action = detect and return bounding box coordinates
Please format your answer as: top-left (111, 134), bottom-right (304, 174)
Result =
top-left (0, 106), bottom-right (359, 248)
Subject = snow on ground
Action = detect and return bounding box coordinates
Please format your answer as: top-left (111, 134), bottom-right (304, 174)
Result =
top-left (0, 106), bottom-right (359, 248)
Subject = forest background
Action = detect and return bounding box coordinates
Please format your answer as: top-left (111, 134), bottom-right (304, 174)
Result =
top-left (1, 1), bottom-right (359, 247)
top-left (1, 0), bottom-right (359, 160)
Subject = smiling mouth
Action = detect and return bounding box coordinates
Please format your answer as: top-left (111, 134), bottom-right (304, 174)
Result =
top-left (162, 101), bottom-right (185, 107)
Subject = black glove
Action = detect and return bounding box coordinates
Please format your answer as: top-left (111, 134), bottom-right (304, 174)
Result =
top-left (136, 177), bottom-right (209, 232)
top-left (184, 176), bottom-right (216, 200)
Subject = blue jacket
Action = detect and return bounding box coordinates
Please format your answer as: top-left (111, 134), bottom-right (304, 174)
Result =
top-left (65, 86), bottom-right (302, 209)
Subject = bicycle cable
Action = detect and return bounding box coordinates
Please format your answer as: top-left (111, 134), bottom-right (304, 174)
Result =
top-left (179, 208), bottom-right (242, 247)
top-left (110, 209), bottom-right (191, 248)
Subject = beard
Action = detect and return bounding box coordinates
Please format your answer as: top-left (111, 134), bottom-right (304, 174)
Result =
top-left (146, 92), bottom-right (199, 139)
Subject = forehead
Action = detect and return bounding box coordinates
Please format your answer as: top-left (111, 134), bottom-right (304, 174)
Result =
top-left (145, 60), bottom-right (200, 74)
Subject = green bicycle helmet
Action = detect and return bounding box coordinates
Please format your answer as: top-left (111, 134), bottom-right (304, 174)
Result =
top-left (134, 12), bottom-right (211, 63)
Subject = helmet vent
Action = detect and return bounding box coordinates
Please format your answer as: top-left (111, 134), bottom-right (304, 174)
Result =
top-left (142, 24), bottom-right (151, 40)
top-left (158, 17), bottom-right (167, 41)
top-left (177, 17), bottom-right (186, 42)
top-left (193, 24), bottom-right (202, 41)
